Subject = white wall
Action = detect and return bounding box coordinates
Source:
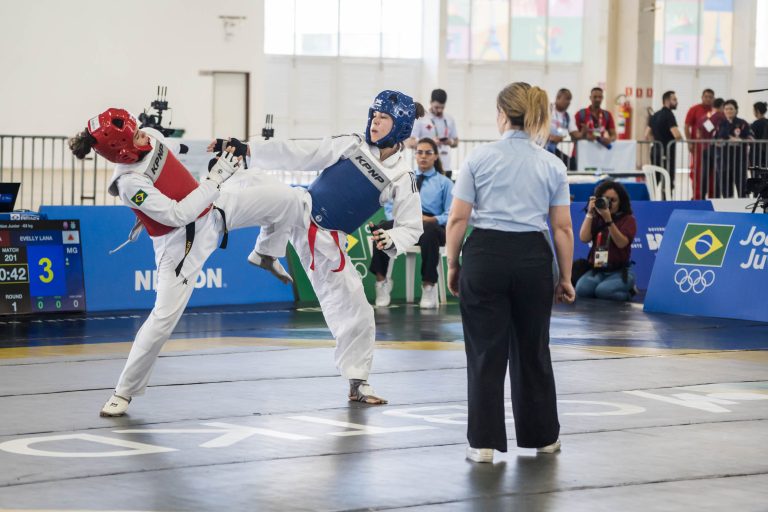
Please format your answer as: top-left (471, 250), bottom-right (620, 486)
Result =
top-left (1, 0), bottom-right (765, 142)
top-left (263, 56), bottom-right (422, 139)
top-left (0, 0), bottom-right (264, 138)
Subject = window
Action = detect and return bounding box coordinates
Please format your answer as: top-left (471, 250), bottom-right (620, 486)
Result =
top-left (264, 0), bottom-right (423, 59)
top-left (447, 0), bottom-right (471, 59)
top-left (472, 0), bottom-right (509, 61)
top-left (447, 0), bottom-right (584, 62)
top-left (654, 0), bottom-right (733, 66)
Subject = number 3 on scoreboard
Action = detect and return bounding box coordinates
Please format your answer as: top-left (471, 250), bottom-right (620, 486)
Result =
top-left (38, 257), bottom-right (54, 283)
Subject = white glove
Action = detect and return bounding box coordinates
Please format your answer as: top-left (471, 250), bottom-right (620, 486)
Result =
top-left (370, 223), bottom-right (394, 251)
top-left (206, 151), bottom-right (241, 187)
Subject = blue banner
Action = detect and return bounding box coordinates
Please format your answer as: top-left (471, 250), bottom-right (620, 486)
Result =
top-left (570, 201), bottom-right (713, 291)
top-left (40, 206), bottom-right (295, 312)
top-left (644, 210), bottom-right (768, 322)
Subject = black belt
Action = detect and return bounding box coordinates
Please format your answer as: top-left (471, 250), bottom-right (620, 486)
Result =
top-left (174, 207), bottom-right (228, 277)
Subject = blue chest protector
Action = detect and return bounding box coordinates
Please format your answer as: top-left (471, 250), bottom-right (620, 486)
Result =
top-left (308, 144), bottom-right (393, 234)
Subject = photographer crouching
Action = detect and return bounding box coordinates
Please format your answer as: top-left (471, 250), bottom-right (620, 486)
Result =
top-left (575, 181), bottom-right (637, 301)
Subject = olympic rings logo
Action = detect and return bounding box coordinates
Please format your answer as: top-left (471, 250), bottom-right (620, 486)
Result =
top-left (674, 268), bottom-right (716, 294)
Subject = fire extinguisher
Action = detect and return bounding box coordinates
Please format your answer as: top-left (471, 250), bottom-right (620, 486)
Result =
top-left (616, 95), bottom-right (632, 140)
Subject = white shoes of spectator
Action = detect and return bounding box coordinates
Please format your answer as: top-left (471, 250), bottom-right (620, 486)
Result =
top-left (419, 283), bottom-right (439, 309)
top-left (375, 280), bottom-right (392, 307)
top-left (100, 394), bottom-right (131, 417)
top-left (537, 439), bottom-right (562, 454)
top-left (466, 447), bottom-right (494, 463)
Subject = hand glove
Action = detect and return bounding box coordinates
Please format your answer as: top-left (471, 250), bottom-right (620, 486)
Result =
top-left (368, 222), bottom-right (394, 250)
top-left (206, 151), bottom-right (241, 187)
top-left (210, 138), bottom-right (248, 158)
top-left (209, 138), bottom-right (249, 171)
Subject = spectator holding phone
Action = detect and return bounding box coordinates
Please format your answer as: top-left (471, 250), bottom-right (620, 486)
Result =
top-left (407, 89), bottom-right (459, 172)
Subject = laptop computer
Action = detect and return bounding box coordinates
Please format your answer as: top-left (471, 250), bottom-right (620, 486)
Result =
top-left (0, 183), bottom-right (21, 213)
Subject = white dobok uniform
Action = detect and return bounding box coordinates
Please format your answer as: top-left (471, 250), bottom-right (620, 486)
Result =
top-left (109, 128), bottom-right (306, 398)
top-left (247, 134), bottom-right (423, 380)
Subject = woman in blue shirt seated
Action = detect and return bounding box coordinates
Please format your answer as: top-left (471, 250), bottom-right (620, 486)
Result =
top-left (369, 137), bottom-right (454, 308)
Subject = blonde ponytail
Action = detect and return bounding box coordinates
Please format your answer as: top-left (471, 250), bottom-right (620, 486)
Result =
top-left (524, 86), bottom-right (550, 146)
top-left (497, 82), bottom-right (551, 146)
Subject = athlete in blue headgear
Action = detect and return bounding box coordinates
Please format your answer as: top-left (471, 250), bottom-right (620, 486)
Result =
top-left (209, 90), bottom-right (424, 404)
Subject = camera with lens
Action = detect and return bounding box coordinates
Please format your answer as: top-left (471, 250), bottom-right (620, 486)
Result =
top-left (746, 168), bottom-right (768, 197)
top-left (138, 86), bottom-right (176, 138)
top-left (746, 166), bottom-right (768, 213)
top-left (594, 196), bottom-right (610, 210)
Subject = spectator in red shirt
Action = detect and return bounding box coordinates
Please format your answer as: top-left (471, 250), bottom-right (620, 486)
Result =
top-left (684, 89), bottom-right (716, 199)
top-left (573, 87), bottom-right (617, 148)
top-left (570, 88), bottom-right (616, 169)
top-left (709, 98), bottom-right (726, 135)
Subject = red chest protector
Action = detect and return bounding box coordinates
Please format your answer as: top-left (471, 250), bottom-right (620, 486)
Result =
top-left (132, 142), bottom-right (210, 236)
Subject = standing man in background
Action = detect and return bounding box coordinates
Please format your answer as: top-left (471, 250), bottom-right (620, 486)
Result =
top-left (408, 89), bottom-right (459, 173)
top-left (646, 90), bottom-right (682, 196)
top-left (547, 88), bottom-right (579, 169)
top-left (571, 87), bottom-right (616, 168)
top-left (573, 87), bottom-right (617, 146)
top-left (684, 89), bottom-right (716, 199)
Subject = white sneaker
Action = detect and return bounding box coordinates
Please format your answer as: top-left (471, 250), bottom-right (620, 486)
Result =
top-left (100, 394), bottom-right (131, 417)
top-left (248, 250), bottom-right (294, 284)
top-left (419, 283), bottom-right (438, 308)
top-left (537, 439), bottom-right (561, 454)
top-left (466, 446), bottom-right (494, 463)
top-left (375, 280), bottom-right (391, 307)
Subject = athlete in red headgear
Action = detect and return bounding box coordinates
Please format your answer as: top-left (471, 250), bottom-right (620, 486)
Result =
top-left (70, 108), bottom-right (307, 417)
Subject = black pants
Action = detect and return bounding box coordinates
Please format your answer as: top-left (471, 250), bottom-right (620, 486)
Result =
top-left (715, 148), bottom-right (748, 198)
top-left (459, 229), bottom-right (559, 451)
top-left (369, 220), bottom-right (446, 283)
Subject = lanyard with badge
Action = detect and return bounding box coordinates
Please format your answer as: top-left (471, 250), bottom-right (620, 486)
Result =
top-left (701, 109), bottom-right (716, 136)
top-left (585, 108), bottom-right (605, 138)
top-left (593, 230), bottom-right (610, 269)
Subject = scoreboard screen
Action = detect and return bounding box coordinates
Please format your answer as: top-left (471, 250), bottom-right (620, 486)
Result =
top-left (0, 219), bottom-right (86, 315)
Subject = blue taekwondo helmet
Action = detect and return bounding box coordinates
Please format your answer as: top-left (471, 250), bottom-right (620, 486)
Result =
top-left (365, 90), bottom-right (416, 148)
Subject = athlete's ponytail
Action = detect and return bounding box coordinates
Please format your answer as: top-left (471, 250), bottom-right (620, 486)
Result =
top-left (69, 129), bottom-right (97, 160)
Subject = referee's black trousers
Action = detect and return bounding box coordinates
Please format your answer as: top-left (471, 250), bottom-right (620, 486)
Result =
top-left (459, 229), bottom-right (560, 451)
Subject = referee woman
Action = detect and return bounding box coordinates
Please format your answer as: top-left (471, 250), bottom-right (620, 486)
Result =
top-left (446, 82), bottom-right (575, 463)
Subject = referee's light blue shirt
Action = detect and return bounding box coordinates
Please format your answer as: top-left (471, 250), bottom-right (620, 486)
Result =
top-left (452, 130), bottom-right (570, 232)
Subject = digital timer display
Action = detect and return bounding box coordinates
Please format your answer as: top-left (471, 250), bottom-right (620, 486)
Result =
top-left (0, 220), bottom-right (86, 314)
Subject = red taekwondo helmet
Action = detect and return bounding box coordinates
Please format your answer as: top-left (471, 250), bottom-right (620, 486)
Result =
top-left (86, 108), bottom-right (152, 164)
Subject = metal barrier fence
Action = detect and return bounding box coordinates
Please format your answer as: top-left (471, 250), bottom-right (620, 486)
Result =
top-left (0, 135), bottom-right (118, 211)
top-left (662, 139), bottom-right (768, 201)
top-left (4, 134), bottom-right (767, 210)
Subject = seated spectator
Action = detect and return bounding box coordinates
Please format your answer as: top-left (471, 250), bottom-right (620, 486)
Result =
top-left (370, 138), bottom-right (453, 308)
top-left (575, 181), bottom-right (636, 301)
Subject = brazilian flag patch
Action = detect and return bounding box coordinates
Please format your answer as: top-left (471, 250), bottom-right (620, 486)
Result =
top-left (131, 189), bottom-right (148, 206)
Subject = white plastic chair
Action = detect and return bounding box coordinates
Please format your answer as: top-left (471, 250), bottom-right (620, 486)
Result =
top-left (386, 246), bottom-right (448, 304)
